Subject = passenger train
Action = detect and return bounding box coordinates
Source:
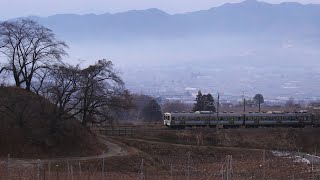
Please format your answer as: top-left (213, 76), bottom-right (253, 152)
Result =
top-left (163, 111), bottom-right (320, 128)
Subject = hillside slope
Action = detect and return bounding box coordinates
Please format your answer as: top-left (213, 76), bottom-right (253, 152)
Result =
top-left (0, 87), bottom-right (107, 158)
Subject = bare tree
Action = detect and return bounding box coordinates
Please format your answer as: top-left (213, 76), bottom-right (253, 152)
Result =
top-left (77, 59), bottom-right (126, 127)
top-left (45, 60), bottom-right (130, 127)
top-left (0, 19), bottom-right (68, 90)
top-left (47, 64), bottom-right (81, 120)
top-left (253, 94), bottom-right (264, 112)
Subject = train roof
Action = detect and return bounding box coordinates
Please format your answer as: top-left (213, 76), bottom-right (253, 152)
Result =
top-left (164, 111), bottom-right (312, 117)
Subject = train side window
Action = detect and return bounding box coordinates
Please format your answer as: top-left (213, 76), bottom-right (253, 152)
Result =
top-left (172, 117), bottom-right (175, 120)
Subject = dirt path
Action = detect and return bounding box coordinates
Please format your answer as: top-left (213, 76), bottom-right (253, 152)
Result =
top-left (1, 136), bottom-right (128, 168)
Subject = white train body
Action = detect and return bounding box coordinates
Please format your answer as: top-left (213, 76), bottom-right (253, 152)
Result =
top-left (164, 111), bottom-right (316, 128)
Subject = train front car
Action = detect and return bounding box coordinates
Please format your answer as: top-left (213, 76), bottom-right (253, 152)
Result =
top-left (163, 112), bottom-right (172, 126)
top-left (163, 111), bottom-right (216, 128)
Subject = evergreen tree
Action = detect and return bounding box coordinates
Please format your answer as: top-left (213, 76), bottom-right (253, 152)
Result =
top-left (204, 93), bottom-right (216, 112)
top-left (193, 91), bottom-right (204, 111)
top-left (141, 99), bottom-right (162, 122)
top-left (192, 91), bottom-right (216, 112)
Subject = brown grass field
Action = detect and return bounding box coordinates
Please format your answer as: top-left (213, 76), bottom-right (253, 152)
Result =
top-left (1, 126), bottom-right (320, 179)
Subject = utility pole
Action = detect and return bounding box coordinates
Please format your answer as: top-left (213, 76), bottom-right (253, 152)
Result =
top-left (216, 93), bottom-right (220, 125)
top-left (242, 91), bottom-right (246, 114)
top-left (217, 93), bottom-right (220, 115)
top-left (243, 98), bottom-right (246, 114)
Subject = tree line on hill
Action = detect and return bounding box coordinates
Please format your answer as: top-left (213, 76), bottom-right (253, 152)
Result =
top-left (0, 19), bottom-right (157, 129)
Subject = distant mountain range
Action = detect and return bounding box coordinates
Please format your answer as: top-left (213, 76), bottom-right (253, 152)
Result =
top-left (4, 0), bottom-right (320, 98)
top-left (24, 0), bottom-right (320, 42)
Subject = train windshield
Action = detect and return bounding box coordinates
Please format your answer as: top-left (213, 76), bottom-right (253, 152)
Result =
top-left (164, 114), bottom-right (171, 120)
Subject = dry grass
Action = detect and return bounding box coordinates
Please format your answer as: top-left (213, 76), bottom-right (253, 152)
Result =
top-left (110, 126), bottom-right (320, 154)
top-left (0, 87), bottom-right (107, 158)
top-left (1, 144), bottom-right (319, 180)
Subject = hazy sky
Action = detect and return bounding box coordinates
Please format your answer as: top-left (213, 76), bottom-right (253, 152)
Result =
top-left (0, 0), bottom-right (320, 20)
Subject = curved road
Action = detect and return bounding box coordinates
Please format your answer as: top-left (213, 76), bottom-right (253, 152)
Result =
top-left (2, 136), bottom-right (127, 168)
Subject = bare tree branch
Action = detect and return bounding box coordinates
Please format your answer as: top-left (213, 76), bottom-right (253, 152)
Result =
top-left (0, 19), bottom-right (68, 90)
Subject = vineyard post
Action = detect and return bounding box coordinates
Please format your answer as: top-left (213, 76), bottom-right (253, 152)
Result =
top-left (79, 161), bottom-right (82, 177)
top-left (222, 164), bottom-right (224, 180)
top-left (170, 163), bottom-right (173, 180)
top-left (56, 165), bottom-right (59, 180)
top-left (187, 151), bottom-right (190, 180)
top-left (7, 154), bottom-right (10, 180)
top-left (67, 161), bottom-right (70, 178)
top-left (48, 162), bottom-right (51, 180)
top-left (140, 159), bottom-right (144, 180)
top-left (263, 149), bottom-right (266, 180)
top-left (71, 164), bottom-right (74, 180)
top-left (37, 159), bottom-right (41, 180)
top-left (102, 153), bottom-right (105, 180)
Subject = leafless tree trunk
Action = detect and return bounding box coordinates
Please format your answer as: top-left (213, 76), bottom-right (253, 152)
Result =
top-left (45, 60), bottom-right (132, 127)
top-left (0, 19), bottom-right (68, 91)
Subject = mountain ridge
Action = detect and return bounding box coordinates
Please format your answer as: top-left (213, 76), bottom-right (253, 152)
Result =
top-left (19, 0), bottom-right (320, 18)
top-left (8, 0), bottom-right (320, 43)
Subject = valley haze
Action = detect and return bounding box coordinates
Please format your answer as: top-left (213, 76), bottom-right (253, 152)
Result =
top-left (3, 0), bottom-right (320, 104)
